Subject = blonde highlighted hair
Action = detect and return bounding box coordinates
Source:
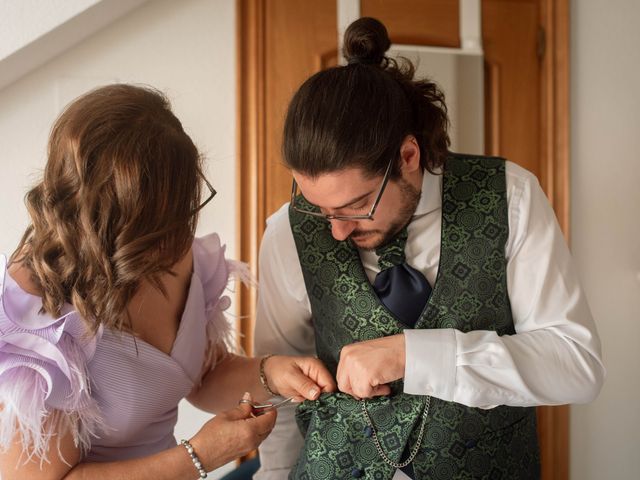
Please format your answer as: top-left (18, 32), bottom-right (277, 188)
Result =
top-left (11, 84), bottom-right (206, 332)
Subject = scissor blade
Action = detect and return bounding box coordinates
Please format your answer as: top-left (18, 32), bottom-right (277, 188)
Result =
top-left (251, 397), bottom-right (294, 416)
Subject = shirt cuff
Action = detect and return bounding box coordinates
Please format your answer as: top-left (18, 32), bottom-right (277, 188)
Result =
top-left (403, 328), bottom-right (456, 400)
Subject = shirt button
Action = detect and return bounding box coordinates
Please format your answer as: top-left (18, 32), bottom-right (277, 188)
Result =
top-left (351, 467), bottom-right (364, 478)
top-left (363, 425), bottom-right (373, 437)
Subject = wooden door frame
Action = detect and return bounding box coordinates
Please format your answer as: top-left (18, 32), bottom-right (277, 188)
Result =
top-left (236, 0), bottom-right (570, 477)
top-left (536, 3), bottom-right (571, 478)
top-left (236, 0), bottom-right (266, 356)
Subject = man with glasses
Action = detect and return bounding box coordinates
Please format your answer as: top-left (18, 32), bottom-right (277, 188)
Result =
top-left (254, 17), bottom-right (604, 480)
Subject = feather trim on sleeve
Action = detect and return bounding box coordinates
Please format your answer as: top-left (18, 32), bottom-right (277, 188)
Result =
top-left (193, 235), bottom-right (257, 373)
top-left (0, 255), bottom-right (104, 463)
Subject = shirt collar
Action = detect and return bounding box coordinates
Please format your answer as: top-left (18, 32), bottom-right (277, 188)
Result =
top-left (413, 168), bottom-right (442, 217)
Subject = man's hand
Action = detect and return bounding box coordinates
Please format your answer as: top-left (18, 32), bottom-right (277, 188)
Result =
top-left (336, 334), bottom-right (406, 399)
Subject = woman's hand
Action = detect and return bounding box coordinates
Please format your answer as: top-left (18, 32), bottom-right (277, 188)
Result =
top-left (263, 355), bottom-right (337, 402)
top-left (189, 394), bottom-right (276, 471)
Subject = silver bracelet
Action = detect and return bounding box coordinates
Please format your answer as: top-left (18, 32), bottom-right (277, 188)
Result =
top-left (259, 354), bottom-right (278, 397)
top-left (180, 439), bottom-right (208, 479)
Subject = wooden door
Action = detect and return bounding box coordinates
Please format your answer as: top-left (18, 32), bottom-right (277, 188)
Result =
top-left (237, 0), bottom-right (570, 477)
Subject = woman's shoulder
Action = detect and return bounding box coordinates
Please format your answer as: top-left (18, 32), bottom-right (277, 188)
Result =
top-left (0, 254), bottom-right (97, 341)
top-left (192, 233), bottom-right (228, 301)
top-left (190, 234), bottom-right (253, 359)
top-left (0, 254), bottom-right (102, 460)
top-left (192, 233), bottom-right (254, 301)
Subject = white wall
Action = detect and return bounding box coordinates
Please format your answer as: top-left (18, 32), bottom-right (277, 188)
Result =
top-left (0, 0), bottom-right (237, 476)
top-left (390, 47), bottom-right (484, 155)
top-left (0, 0), bottom-right (102, 58)
top-left (570, 1), bottom-right (640, 478)
top-left (0, 0), bottom-right (150, 89)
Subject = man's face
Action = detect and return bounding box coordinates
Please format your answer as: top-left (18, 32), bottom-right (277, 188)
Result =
top-left (293, 166), bottom-right (421, 250)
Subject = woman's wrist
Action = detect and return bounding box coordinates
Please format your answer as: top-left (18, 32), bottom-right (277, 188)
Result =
top-left (180, 439), bottom-right (208, 479)
top-left (259, 354), bottom-right (279, 397)
top-left (187, 434), bottom-right (220, 474)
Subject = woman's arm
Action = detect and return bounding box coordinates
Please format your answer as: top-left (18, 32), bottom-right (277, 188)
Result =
top-left (188, 354), bottom-right (268, 411)
top-left (188, 353), bottom-right (337, 413)
top-left (1, 434), bottom-right (196, 480)
top-left (65, 445), bottom-right (204, 480)
top-left (1, 401), bottom-right (275, 480)
top-left (0, 422), bottom-right (79, 480)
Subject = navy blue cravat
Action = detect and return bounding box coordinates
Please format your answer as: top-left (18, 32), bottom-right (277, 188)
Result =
top-left (372, 227), bottom-right (431, 328)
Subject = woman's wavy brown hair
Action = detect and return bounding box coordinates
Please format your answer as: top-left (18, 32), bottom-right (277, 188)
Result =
top-left (10, 84), bottom-right (205, 333)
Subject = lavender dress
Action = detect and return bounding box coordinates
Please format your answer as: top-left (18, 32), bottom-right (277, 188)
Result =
top-left (0, 234), bottom-right (241, 463)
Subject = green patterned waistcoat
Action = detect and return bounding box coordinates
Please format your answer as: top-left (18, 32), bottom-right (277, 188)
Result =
top-left (288, 155), bottom-right (540, 480)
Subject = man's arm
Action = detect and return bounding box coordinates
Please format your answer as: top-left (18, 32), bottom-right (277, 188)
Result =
top-left (339, 163), bottom-right (605, 407)
top-left (404, 163), bottom-right (604, 406)
top-left (253, 206), bottom-right (317, 480)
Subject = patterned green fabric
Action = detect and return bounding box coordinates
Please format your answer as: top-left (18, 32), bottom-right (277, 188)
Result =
top-left (376, 227), bottom-right (408, 270)
top-left (288, 155), bottom-right (540, 479)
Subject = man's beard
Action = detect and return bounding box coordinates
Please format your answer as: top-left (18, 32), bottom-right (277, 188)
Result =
top-left (349, 178), bottom-right (421, 251)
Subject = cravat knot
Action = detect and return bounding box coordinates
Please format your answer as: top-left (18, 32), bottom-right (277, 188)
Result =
top-left (375, 227), bottom-right (408, 271)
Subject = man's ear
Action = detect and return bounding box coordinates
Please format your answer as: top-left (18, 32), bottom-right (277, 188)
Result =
top-left (399, 135), bottom-right (421, 173)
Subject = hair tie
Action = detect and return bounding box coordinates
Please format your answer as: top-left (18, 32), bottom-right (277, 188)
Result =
top-left (347, 57), bottom-right (381, 66)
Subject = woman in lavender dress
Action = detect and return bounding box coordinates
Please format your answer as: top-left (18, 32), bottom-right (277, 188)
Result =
top-left (0, 84), bottom-right (336, 479)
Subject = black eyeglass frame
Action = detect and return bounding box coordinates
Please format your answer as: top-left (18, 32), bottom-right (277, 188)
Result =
top-left (290, 156), bottom-right (395, 221)
top-left (193, 174), bottom-right (217, 214)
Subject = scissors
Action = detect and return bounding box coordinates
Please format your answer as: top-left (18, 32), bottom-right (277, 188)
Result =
top-left (239, 396), bottom-right (294, 417)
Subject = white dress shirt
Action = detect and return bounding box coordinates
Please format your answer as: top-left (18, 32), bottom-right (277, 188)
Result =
top-left (253, 161), bottom-right (605, 480)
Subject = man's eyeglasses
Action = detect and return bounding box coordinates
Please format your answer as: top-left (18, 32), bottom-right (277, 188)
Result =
top-left (290, 156), bottom-right (394, 221)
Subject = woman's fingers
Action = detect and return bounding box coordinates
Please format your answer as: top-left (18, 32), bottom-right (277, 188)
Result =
top-left (289, 357), bottom-right (337, 399)
top-left (227, 392), bottom-right (255, 420)
top-left (307, 358), bottom-right (338, 393)
top-left (265, 355), bottom-right (337, 401)
top-left (287, 368), bottom-right (321, 400)
top-left (246, 409), bottom-right (277, 437)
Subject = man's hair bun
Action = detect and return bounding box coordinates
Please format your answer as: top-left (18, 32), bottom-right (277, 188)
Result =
top-left (343, 17), bottom-right (391, 66)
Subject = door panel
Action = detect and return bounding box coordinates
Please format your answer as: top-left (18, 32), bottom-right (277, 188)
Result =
top-left (361, 0), bottom-right (460, 47)
top-left (483, 0), bottom-right (540, 176)
top-left (264, 0), bottom-right (337, 217)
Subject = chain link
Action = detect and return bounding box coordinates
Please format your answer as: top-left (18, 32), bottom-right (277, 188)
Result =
top-left (360, 396), bottom-right (431, 469)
